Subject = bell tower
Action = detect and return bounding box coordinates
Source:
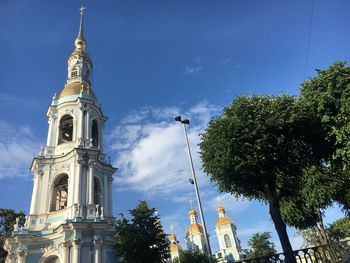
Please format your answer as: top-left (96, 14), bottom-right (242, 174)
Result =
top-left (4, 7), bottom-right (119, 263)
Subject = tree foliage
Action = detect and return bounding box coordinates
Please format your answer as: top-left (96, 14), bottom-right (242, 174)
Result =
top-left (300, 62), bottom-right (350, 213)
top-left (114, 201), bottom-right (169, 263)
top-left (0, 209), bottom-right (25, 263)
top-left (199, 95), bottom-right (326, 263)
top-left (247, 232), bottom-right (276, 259)
top-left (300, 217), bottom-right (350, 247)
top-left (173, 251), bottom-right (214, 263)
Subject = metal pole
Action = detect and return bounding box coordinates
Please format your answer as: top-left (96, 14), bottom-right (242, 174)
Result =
top-left (182, 123), bottom-right (213, 263)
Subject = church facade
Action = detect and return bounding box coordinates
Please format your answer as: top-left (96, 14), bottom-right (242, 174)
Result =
top-left (4, 9), bottom-right (118, 263)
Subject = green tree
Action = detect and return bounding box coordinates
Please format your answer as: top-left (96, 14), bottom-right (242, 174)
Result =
top-left (300, 217), bottom-right (350, 247)
top-left (0, 209), bottom-right (25, 263)
top-left (114, 201), bottom-right (169, 263)
top-left (247, 232), bottom-right (276, 259)
top-left (173, 251), bottom-right (214, 263)
top-left (299, 62), bottom-right (350, 212)
top-left (199, 95), bottom-right (326, 263)
top-left (328, 217), bottom-right (350, 241)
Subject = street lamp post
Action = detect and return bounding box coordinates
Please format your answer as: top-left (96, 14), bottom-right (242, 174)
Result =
top-left (175, 116), bottom-right (213, 263)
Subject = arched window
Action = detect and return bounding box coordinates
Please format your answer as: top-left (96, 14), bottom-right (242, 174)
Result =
top-left (58, 115), bottom-right (73, 144)
top-left (71, 67), bottom-right (78, 77)
top-left (45, 256), bottom-right (60, 263)
top-left (224, 234), bottom-right (232, 248)
top-left (92, 120), bottom-right (99, 148)
top-left (50, 174), bottom-right (68, 212)
top-left (94, 177), bottom-right (101, 205)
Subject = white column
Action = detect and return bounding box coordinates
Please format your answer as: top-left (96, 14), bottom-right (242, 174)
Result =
top-left (94, 237), bottom-right (102, 263)
top-left (17, 251), bottom-right (26, 263)
top-left (108, 177), bottom-right (113, 216)
top-left (103, 176), bottom-right (109, 216)
top-left (60, 242), bottom-right (69, 263)
top-left (78, 106), bottom-right (85, 146)
top-left (88, 160), bottom-right (95, 205)
top-left (86, 110), bottom-right (91, 144)
top-left (74, 159), bottom-right (83, 206)
top-left (29, 172), bottom-right (41, 214)
top-left (46, 118), bottom-right (53, 146)
top-left (72, 239), bottom-right (81, 263)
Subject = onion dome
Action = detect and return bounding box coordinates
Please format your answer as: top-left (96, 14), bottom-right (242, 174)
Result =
top-left (186, 223), bottom-right (204, 235)
top-left (216, 205), bottom-right (234, 226)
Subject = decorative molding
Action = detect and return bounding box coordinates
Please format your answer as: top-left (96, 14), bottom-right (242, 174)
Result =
top-left (49, 108), bottom-right (58, 120)
top-left (41, 244), bottom-right (58, 254)
top-left (64, 108), bottom-right (74, 115)
top-left (51, 164), bottom-right (70, 173)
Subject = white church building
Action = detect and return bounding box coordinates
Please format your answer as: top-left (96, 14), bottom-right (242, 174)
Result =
top-left (4, 8), bottom-right (118, 263)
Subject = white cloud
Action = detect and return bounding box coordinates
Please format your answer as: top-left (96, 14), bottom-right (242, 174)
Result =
top-left (207, 193), bottom-right (251, 214)
top-left (237, 220), bottom-right (275, 237)
top-left (0, 120), bottom-right (41, 179)
top-left (184, 66), bottom-right (203, 75)
top-left (107, 102), bottom-right (220, 197)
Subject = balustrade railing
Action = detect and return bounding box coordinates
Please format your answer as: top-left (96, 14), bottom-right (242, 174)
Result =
top-left (236, 240), bottom-right (350, 263)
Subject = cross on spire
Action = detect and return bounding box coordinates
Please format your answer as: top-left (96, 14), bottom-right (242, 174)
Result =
top-left (216, 195), bottom-right (222, 206)
top-left (189, 197), bottom-right (193, 209)
top-left (170, 224), bottom-right (174, 234)
top-left (79, 5), bottom-right (86, 16)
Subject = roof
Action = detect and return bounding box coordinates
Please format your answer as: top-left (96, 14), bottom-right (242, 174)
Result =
top-left (216, 216), bottom-right (233, 226)
top-left (59, 81), bottom-right (96, 100)
top-left (186, 223), bottom-right (203, 235)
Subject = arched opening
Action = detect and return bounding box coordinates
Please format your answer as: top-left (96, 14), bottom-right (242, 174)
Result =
top-left (58, 115), bottom-right (73, 144)
top-left (94, 177), bottom-right (101, 205)
top-left (224, 234), bottom-right (232, 248)
top-left (71, 67), bottom-right (78, 77)
top-left (44, 256), bottom-right (60, 263)
top-left (50, 174), bottom-right (69, 212)
top-left (92, 120), bottom-right (99, 148)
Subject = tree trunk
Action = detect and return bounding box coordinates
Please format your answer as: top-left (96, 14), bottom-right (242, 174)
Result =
top-left (268, 199), bottom-right (296, 263)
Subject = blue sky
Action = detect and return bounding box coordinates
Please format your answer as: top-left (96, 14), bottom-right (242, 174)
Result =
top-left (0, 0), bottom-right (349, 253)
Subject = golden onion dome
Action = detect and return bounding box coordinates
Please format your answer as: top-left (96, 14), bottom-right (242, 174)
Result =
top-left (169, 233), bottom-right (176, 241)
top-left (186, 223), bottom-right (203, 235)
top-left (170, 243), bottom-right (179, 252)
top-left (216, 216), bottom-right (233, 226)
top-left (59, 81), bottom-right (96, 100)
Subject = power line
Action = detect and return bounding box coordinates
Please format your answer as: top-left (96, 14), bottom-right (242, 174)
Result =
top-left (304, 0), bottom-right (316, 80)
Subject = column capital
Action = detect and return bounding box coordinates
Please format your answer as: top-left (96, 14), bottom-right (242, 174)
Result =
top-left (75, 158), bottom-right (85, 165)
top-left (93, 236), bottom-right (102, 245)
top-left (88, 159), bottom-right (96, 167)
top-left (73, 238), bottom-right (82, 247)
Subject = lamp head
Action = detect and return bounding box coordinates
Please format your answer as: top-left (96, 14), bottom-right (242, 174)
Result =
top-left (182, 119), bottom-right (190, 124)
top-left (175, 116), bottom-right (182, 122)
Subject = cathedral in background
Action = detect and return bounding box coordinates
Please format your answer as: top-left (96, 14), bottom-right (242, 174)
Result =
top-left (4, 8), bottom-right (118, 263)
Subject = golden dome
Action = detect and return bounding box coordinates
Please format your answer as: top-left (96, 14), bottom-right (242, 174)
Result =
top-left (216, 216), bottom-right (233, 226)
top-left (169, 233), bottom-right (176, 241)
top-left (186, 223), bottom-right (203, 235)
top-left (170, 243), bottom-right (180, 252)
top-left (188, 208), bottom-right (197, 217)
top-left (59, 81), bottom-right (96, 99)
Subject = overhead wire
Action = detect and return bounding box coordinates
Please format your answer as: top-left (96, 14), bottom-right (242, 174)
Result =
top-left (304, 0), bottom-right (316, 80)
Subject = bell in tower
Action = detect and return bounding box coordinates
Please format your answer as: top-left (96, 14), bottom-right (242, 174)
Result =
top-left (3, 7), bottom-right (119, 263)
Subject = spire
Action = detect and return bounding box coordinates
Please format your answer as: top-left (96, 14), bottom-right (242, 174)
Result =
top-left (75, 6), bottom-right (86, 50)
